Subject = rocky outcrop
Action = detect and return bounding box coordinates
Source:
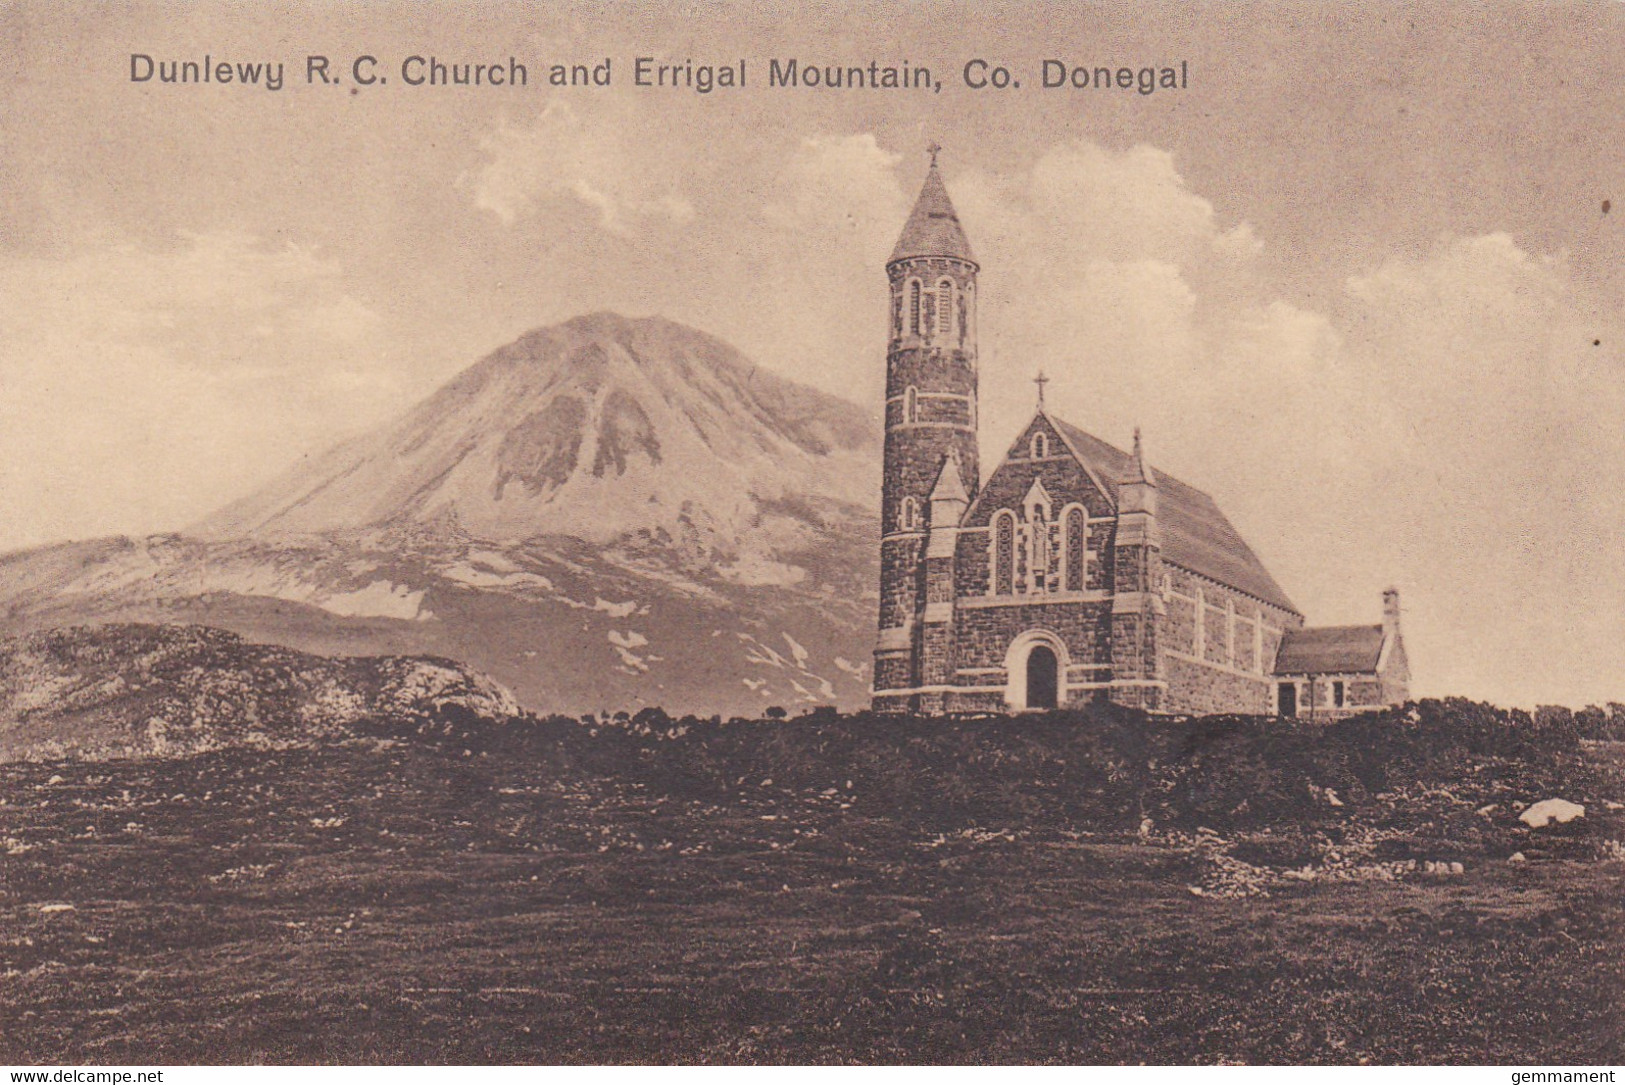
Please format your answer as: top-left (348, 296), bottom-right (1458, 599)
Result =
top-left (0, 624), bottom-right (522, 762)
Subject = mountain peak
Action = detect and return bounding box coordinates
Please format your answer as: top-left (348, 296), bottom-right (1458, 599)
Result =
top-left (195, 313), bottom-right (878, 550)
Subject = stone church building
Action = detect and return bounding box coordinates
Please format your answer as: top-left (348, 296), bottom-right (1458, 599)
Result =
top-left (871, 153), bottom-right (1410, 718)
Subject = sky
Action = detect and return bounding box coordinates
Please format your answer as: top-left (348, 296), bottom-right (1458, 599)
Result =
top-left (2, 1), bottom-right (1624, 707)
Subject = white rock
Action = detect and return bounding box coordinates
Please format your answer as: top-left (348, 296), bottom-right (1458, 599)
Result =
top-left (1449, 861), bottom-right (1465, 874)
top-left (1508, 852), bottom-right (1527, 863)
top-left (1519, 799), bottom-right (1585, 828)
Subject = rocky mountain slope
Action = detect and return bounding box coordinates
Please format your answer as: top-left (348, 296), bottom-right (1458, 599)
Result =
top-left (0, 314), bottom-right (884, 716)
top-left (196, 311), bottom-right (876, 563)
top-left (0, 623), bottom-right (523, 762)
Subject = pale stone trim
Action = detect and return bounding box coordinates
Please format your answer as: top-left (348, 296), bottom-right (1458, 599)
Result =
top-left (1226, 598), bottom-right (1237, 664)
top-left (1114, 506), bottom-right (1160, 547)
top-left (1165, 648), bottom-right (1272, 684)
top-left (958, 590), bottom-right (1109, 609)
top-left (925, 526), bottom-right (959, 559)
top-left (874, 683), bottom-right (1011, 695)
top-left (956, 514), bottom-right (1109, 538)
top-left (922, 601), bottom-right (954, 623)
top-left (886, 391), bottom-right (974, 405)
top-left (953, 662), bottom-right (1110, 676)
top-left (1194, 586), bottom-right (1206, 658)
top-left (1112, 591), bottom-right (1166, 615)
top-left (874, 677), bottom-right (1167, 697)
top-left (874, 625), bottom-right (912, 652)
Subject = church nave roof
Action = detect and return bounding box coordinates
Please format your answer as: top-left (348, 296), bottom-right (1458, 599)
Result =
top-left (1048, 416), bottom-right (1300, 615)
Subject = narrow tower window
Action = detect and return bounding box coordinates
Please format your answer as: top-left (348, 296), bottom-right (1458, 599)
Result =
top-left (937, 278), bottom-right (954, 337)
top-left (904, 386), bottom-right (918, 424)
top-left (900, 496), bottom-right (920, 531)
top-left (909, 281), bottom-right (922, 336)
top-left (1031, 432), bottom-right (1048, 458)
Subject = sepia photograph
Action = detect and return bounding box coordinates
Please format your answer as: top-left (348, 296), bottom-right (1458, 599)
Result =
top-left (0, 0), bottom-right (1621, 1068)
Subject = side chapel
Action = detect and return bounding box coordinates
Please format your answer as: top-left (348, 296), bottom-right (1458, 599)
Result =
top-left (871, 150), bottom-right (1410, 718)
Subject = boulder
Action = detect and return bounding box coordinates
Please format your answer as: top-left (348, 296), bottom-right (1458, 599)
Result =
top-left (1519, 799), bottom-right (1585, 828)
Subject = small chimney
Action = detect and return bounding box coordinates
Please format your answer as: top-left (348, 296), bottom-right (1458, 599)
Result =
top-left (1382, 587), bottom-right (1401, 641)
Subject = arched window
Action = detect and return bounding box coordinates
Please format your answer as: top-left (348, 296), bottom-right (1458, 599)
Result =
top-left (992, 511), bottom-right (1015, 596)
top-left (904, 386), bottom-right (918, 424)
top-left (936, 278), bottom-right (954, 337)
top-left (1064, 507), bottom-right (1087, 591)
top-left (909, 280), bottom-right (922, 336)
top-left (1031, 432), bottom-right (1048, 458)
top-left (900, 496), bottom-right (920, 531)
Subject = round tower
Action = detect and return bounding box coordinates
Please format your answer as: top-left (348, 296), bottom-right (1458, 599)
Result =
top-left (874, 146), bottom-right (980, 707)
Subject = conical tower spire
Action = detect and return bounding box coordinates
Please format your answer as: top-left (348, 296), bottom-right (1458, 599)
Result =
top-left (889, 147), bottom-right (977, 266)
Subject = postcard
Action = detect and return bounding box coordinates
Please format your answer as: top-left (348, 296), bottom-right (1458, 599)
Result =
top-left (1, 1), bottom-right (1620, 1068)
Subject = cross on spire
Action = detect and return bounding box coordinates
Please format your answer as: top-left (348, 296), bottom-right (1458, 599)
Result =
top-left (926, 141), bottom-right (942, 167)
top-left (1034, 370), bottom-right (1049, 408)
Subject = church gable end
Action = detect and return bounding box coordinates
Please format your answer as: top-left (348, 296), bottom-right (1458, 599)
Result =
top-left (963, 413), bottom-right (1113, 529)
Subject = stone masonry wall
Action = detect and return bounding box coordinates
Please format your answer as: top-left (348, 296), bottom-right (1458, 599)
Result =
top-left (1160, 565), bottom-right (1301, 715)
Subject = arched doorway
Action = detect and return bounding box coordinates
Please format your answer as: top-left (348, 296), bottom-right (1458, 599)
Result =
top-left (1026, 646), bottom-right (1059, 710)
top-left (1003, 630), bottom-right (1069, 711)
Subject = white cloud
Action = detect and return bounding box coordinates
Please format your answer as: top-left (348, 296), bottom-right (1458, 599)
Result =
top-left (464, 102), bottom-right (695, 234)
top-left (762, 134), bottom-right (909, 265)
top-left (0, 232), bottom-right (398, 550)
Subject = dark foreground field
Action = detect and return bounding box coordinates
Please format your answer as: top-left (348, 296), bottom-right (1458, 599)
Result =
top-left (1, 707), bottom-right (1622, 1064)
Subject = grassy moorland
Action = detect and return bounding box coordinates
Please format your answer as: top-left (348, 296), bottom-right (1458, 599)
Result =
top-left (0, 702), bottom-right (1621, 1064)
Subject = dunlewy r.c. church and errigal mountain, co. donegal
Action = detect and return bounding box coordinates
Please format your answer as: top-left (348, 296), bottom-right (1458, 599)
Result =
top-left (871, 151), bottom-right (1410, 719)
